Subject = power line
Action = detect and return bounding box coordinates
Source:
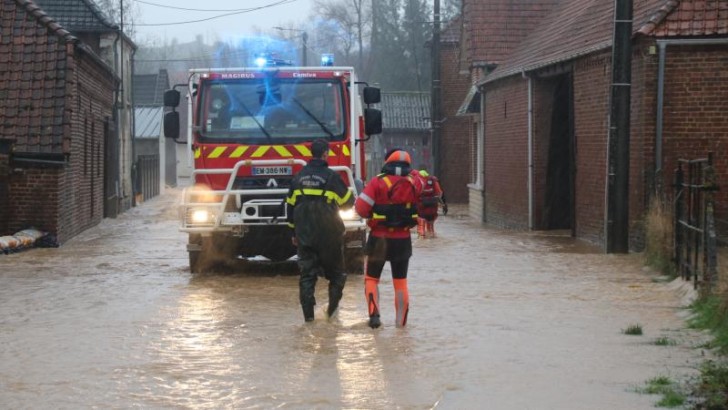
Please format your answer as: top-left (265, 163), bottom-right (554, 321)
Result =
top-left (134, 0), bottom-right (263, 12)
top-left (133, 0), bottom-right (298, 26)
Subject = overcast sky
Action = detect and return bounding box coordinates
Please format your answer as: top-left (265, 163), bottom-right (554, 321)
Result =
top-left (133, 0), bottom-right (315, 44)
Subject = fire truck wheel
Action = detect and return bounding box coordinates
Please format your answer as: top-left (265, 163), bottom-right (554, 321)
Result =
top-left (188, 234), bottom-right (205, 274)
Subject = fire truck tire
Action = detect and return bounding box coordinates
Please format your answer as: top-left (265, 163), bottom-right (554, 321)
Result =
top-left (188, 234), bottom-right (240, 273)
top-left (188, 234), bottom-right (205, 274)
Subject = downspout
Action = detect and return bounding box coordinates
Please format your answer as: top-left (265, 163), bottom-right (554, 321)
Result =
top-left (522, 69), bottom-right (534, 230)
top-left (130, 45), bottom-right (138, 198)
top-left (113, 31), bottom-right (122, 205)
top-left (655, 38), bottom-right (728, 180)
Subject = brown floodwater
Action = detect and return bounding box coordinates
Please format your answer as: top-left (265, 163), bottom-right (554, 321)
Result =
top-left (0, 190), bottom-right (708, 409)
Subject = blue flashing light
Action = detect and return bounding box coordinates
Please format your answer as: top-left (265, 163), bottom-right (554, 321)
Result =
top-left (321, 53), bottom-right (334, 67)
top-left (253, 52), bottom-right (293, 68)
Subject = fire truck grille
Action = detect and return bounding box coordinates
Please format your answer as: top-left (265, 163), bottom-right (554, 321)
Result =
top-left (260, 204), bottom-right (285, 218)
top-left (233, 177), bottom-right (293, 190)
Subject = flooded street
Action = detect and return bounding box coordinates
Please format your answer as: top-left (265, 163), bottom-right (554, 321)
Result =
top-left (0, 189), bottom-right (707, 409)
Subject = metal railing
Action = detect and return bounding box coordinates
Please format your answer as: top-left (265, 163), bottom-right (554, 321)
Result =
top-left (674, 152), bottom-right (719, 291)
top-left (136, 155), bottom-right (160, 202)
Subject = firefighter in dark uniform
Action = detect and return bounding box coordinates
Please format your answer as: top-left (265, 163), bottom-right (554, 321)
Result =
top-left (355, 149), bottom-right (419, 328)
top-left (286, 139), bottom-right (355, 322)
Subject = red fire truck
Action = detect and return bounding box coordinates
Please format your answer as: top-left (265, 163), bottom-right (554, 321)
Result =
top-left (164, 56), bottom-right (381, 273)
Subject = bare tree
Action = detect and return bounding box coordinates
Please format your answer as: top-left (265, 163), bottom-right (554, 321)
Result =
top-left (94, 0), bottom-right (139, 38)
top-left (313, 0), bottom-right (371, 73)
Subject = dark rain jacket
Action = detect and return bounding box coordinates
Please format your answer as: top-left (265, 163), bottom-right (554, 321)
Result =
top-left (285, 158), bottom-right (354, 247)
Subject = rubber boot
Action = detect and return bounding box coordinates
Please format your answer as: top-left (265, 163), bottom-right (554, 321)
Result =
top-left (302, 304), bottom-right (315, 322)
top-left (417, 218), bottom-right (425, 238)
top-left (326, 272), bottom-right (346, 319)
top-left (365, 274), bottom-right (381, 328)
top-left (393, 278), bottom-right (409, 328)
top-left (427, 221), bottom-right (436, 238)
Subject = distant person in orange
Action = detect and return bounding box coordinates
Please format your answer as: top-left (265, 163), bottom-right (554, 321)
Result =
top-left (416, 169), bottom-right (446, 238)
top-left (355, 149), bottom-right (419, 328)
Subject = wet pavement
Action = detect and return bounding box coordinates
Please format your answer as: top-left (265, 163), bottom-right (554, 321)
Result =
top-left (0, 189), bottom-right (708, 409)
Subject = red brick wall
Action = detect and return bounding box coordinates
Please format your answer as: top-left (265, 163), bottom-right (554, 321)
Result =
top-left (483, 76), bottom-right (529, 229)
top-left (476, 41), bottom-right (728, 250)
top-left (659, 45), bottom-right (728, 228)
top-left (1, 0), bottom-right (69, 238)
top-left (56, 53), bottom-right (114, 243)
top-left (439, 44), bottom-right (474, 203)
top-left (570, 49), bottom-right (651, 248)
top-left (571, 53), bottom-right (611, 244)
top-left (1, 2), bottom-right (115, 242)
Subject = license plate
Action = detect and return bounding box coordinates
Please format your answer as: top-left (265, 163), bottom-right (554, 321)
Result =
top-left (252, 166), bottom-right (292, 176)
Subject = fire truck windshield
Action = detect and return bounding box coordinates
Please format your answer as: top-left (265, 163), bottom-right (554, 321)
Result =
top-left (198, 78), bottom-right (346, 144)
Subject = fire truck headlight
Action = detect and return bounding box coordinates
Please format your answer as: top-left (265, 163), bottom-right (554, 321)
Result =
top-left (338, 208), bottom-right (358, 221)
top-left (191, 209), bottom-right (212, 224)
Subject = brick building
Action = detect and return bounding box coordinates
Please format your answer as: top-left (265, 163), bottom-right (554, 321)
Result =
top-left (473, 0), bottom-right (728, 249)
top-left (35, 0), bottom-right (137, 216)
top-left (437, 16), bottom-right (473, 205)
top-left (0, 0), bottom-right (117, 243)
top-left (440, 0), bottom-right (560, 218)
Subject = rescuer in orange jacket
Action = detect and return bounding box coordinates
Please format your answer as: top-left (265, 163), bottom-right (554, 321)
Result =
top-left (286, 139), bottom-right (355, 323)
top-left (355, 149), bottom-right (420, 328)
top-left (416, 169), bottom-right (445, 238)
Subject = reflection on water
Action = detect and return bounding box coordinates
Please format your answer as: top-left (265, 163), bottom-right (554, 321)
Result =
top-left (0, 193), bottom-right (709, 409)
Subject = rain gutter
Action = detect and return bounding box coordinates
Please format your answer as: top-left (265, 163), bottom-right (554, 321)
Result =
top-left (655, 38), bottom-right (728, 177)
top-left (522, 69), bottom-right (534, 230)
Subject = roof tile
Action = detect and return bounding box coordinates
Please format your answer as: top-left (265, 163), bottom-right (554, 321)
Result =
top-left (462, 0), bottom-right (560, 65)
top-left (34, 0), bottom-right (117, 31)
top-left (133, 69), bottom-right (169, 106)
top-left (482, 0), bottom-right (722, 84)
top-left (651, 0), bottom-right (728, 36)
top-left (380, 92), bottom-right (431, 131)
top-left (0, 0), bottom-right (74, 154)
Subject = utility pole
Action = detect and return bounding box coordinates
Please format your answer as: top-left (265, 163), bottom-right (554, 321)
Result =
top-left (302, 32), bottom-right (308, 66)
top-left (606, 0), bottom-right (633, 253)
top-left (274, 27), bottom-right (308, 66)
top-left (431, 0), bottom-right (441, 176)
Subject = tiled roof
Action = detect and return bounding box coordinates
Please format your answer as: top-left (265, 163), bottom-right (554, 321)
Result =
top-left (133, 70), bottom-right (169, 106)
top-left (1, 0), bottom-right (77, 155)
top-left (640, 0), bottom-right (728, 36)
top-left (134, 107), bottom-right (163, 138)
top-left (463, 0), bottom-right (560, 65)
top-left (34, 0), bottom-right (117, 32)
top-left (482, 0), bottom-right (676, 84)
top-left (380, 92), bottom-right (431, 131)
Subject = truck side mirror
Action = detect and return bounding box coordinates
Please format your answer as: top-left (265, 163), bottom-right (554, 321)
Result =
top-left (364, 108), bottom-right (382, 135)
top-left (164, 89), bottom-right (181, 108)
top-left (164, 111), bottom-right (180, 140)
top-left (363, 87), bottom-right (380, 105)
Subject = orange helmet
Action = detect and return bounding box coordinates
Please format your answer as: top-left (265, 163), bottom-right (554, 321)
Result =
top-left (385, 150), bottom-right (411, 164)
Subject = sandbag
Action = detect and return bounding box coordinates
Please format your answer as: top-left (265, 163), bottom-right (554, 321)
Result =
top-left (0, 236), bottom-right (20, 252)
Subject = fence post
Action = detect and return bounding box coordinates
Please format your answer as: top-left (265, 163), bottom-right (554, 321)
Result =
top-left (674, 164), bottom-right (684, 278)
top-left (703, 152), bottom-right (717, 293)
